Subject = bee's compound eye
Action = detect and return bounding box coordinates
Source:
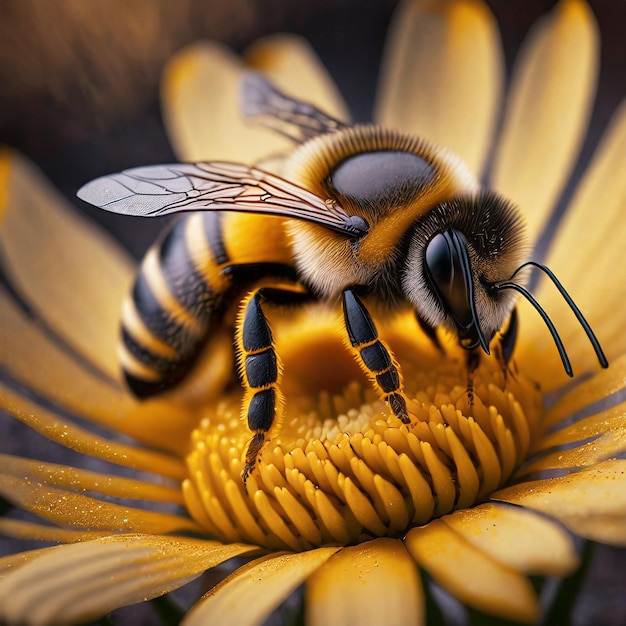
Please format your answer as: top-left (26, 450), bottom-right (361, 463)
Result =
top-left (425, 233), bottom-right (453, 290)
top-left (329, 150), bottom-right (435, 206)
top-left (425, 231), bottom-right (473, 331)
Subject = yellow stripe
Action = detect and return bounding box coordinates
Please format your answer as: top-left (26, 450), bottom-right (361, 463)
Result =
top-left (143, 246), bottom-right (205, 337)
top-left (117, 342), bottom-right (162, 381)
top-left (121, 296), bottom-right (178, 358)
top-left (185, 212), bottom-right (230, 291)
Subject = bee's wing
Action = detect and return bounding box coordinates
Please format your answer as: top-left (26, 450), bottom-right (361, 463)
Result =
top-left (239, 73), bottom-right (347, 143)
top-left (77, 161), bottom-right (368, 237)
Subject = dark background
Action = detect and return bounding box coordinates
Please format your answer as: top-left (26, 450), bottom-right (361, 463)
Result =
top-left (0, 1), bottom-right (624, 624)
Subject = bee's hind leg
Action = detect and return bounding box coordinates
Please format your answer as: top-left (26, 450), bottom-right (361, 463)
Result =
top-left (238, 285), bottom-right (313, 483)
top-left (342, 288), bottom-right (411, 426)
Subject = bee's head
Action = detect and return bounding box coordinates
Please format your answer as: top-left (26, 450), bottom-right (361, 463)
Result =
top-left (402, 191), bottom-right (608, 376)
top-left (402, 192), bottom-right (527, 354)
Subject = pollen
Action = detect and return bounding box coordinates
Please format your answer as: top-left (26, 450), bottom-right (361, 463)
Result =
top-left (183, 312), bottom-right (542, 551)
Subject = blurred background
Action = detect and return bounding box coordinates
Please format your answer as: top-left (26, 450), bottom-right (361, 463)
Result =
top-left (0, 0), bottom-right (624, 255)
top-left (0, 1), bottom-right (624, 624)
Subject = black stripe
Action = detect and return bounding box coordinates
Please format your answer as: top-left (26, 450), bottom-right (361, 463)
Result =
top-left (159, 218), bottom-right (215, 324)
top-left (121, 326), bottom-right (180, 373)
top-left (203, 212), bottom-right (229, 265)
top-left (132, 271), bottom-right (200, 354)
top-left (124, 372), bottom-right (178, 398)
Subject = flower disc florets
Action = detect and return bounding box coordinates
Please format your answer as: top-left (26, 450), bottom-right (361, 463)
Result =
top-left (184, 310), bottom-right (542, 551)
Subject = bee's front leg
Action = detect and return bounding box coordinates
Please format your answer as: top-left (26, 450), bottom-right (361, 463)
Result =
top-left (238, 285), bottom-right (313, 483)
top-left (465, 349), bottom-right (480, 406)
top-left (342, 288), bottom-right (411, 425)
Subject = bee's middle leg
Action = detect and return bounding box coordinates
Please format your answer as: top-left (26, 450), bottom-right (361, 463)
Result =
top-left (342, 288), bottom-right (411, 425)
top-left (238, 286), bottom-right (313, 482)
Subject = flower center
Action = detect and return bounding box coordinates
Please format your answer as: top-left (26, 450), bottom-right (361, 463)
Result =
top-left (183, 309), bottom-right (542, 551)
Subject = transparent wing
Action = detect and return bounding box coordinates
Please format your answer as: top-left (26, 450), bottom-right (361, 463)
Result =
top-left (239, 73), bottom-right (347, 143)
top-left (77, 161), bottom-right (368, 237)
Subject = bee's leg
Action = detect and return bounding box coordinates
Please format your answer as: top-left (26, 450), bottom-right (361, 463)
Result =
top-left (342, 288), bottom-right (411, 425)
top-left (237, 285), bottom-right (313, 482)
top-left (465, 350), bottom-right (480, 406)
top-left (499, 308), bottom-right (519, 368)
top-left (415, 313), bottom-right (444, 353)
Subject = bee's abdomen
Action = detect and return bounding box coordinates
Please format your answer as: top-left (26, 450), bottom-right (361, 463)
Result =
top-left (119, 212), bottom-right (231, 397)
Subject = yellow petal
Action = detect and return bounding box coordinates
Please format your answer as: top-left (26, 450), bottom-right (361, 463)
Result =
top-left (0, 547), bottom-right (59, 578)
top-left (183, 548), bottom-right (339, 626)
top-left (442, 502), bottom-right (578, 576)
top-left (0, 288), bottom-right (196, 456)
top-left (517, 401), bottom-right (626, 474)
top-left (0, 281), bottom-right (130, 412)
top-left (375, 0), bottom-right (503, 177)
top-left (0, 474), bottom-right (201, 535)
top-left (162, 35), bottom-right (347, 163)
top-left (405, 519), bottom-right (538, 623)
top-left (543, 352), bottom-right (626, 428)
top-left (0, 147), bottom-right (134, 381)
top-left (491, 0), bottom-right (599, 244)
top-left (306, 538), bottom-right (424, 626)
top-left (493, 460), bottom-right (626, 545)
top-left (536, 400), bottom-right (626, 451)
top-left (0, 534), bottom-right (256, 626)
top-left (1, 381), bottom-right (187, 480)
top-left (515, 101), bottom-right (626, 386)
top-left (0, 518), bottom-right (107, 545)
top-left (0, 453), bottom-right (184, 504)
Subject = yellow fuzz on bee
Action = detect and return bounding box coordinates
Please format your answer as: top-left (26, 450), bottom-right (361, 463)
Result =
top-left (183, 308), bottom-right (542, 551)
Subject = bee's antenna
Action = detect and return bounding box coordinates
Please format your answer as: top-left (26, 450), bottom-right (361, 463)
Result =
top-left (512, 262), bottom-right (608, 369)
top-left (495, 261), bottom-right (609, 377)
top-left (494, 280), bottom-right (573, 376)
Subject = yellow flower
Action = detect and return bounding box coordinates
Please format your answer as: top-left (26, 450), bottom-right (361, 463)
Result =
top-left (1, 1), bottom-right (625, 625)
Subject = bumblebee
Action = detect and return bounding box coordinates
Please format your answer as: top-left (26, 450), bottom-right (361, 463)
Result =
top-left (78, 74), bottom-right (608, 480)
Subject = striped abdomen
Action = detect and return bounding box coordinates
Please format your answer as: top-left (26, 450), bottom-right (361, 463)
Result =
top-left (119, 211), bottom-right (231, 397)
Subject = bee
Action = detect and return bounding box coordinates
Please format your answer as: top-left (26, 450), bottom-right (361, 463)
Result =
top-left (78, 73), bottom-right (608, 480)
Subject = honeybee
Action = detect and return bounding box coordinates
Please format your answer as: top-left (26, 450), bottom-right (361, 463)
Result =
top-left (78, 73), bottom-right (608, 480)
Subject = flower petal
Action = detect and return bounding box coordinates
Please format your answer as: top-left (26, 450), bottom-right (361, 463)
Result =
top-left (543, 352), bottom-right (626, 429)
top-left (0, 546), bottom-right (59, 577)
top-left (306, 538), bottom-right (424, 626)
top-left (493, 460), bottom-right (626, 545)
top-left (0, 534), bottom-right (256, 626)
top-left (490, 0), bottom-right (599, 244)
top-left (405, 519), bottom-right (538, 623)
top-left (517, 400), bottom-right (626, 473)
top-left (375, 0), bottom-right (503, 177)
top-left (442, 502), bottom-right (578, 576)
top-left (515, 101), bottom-right (626, 385)
top-left (162, 35), bottom-right (348, 163)
top-left (0, 381), bottom-right (187, 480)
top-left (0, 518), bottom-right (106, 545)
top-left (182, 548), bottom-right (339, 626)
top-left (0, 148), bottom-right (134, 381)
top-left (535, 399), bottom-right (626, 452)
top-left (0, 453), bottom-right (184, 504)
top-left (0, 287), bottom-right (198, 456)
top-left (0, 474), bottom-right (201, 535)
